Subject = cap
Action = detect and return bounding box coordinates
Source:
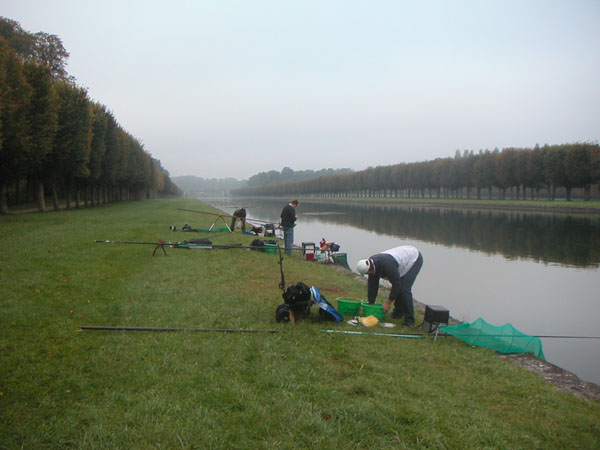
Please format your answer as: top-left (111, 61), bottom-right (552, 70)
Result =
top-left (356, 259), bottom-right (371, 275)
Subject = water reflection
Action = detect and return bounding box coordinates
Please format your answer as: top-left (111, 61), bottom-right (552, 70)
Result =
top-left (230, 199), bottom-right (600, 268)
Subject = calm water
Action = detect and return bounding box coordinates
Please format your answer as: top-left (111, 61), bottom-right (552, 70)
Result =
top-left (206, 197), bottom-right (600, 385)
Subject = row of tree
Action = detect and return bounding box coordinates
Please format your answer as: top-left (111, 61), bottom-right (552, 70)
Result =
top-left (234, 143), bottom-right (600, 201)
top-left (0, 17), bottom-right (179, 214)
top-left (247, 167), bottom-right (353, 188)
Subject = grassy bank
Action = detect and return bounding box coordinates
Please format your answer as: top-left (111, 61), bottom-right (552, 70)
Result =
top-left (1, 198), bottom-right (599, 449)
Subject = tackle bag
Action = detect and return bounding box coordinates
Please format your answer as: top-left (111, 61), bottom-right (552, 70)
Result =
top-left (184, 239), bottom-right (212, 245)
top-left (282, 282), bottom-right (312, 305)
top-left (250, 239), bottom-right (265, 251)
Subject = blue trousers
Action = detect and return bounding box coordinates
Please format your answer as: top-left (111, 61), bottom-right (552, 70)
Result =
top-left (282, 227), bottom-right (294, 255)
top-left (394, 252), bottom-right (423, 321)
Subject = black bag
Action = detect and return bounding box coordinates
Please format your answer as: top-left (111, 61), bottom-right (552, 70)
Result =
top-left (282, 282), bottom-right (311, 305)
top-left (184, 239), bottom-right (212, 245)
top-left (264, 223), bottom-right (276, 237)
top-left (250, 239), bottom-right (265, 251)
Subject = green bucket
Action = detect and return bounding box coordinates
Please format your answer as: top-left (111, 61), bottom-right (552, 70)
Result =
top-left (361, 302), bottom-right (386, 321)
top-left (336, 298), bottom-right (361, 316)
top-left (264, 243), bottom-right (277, 254)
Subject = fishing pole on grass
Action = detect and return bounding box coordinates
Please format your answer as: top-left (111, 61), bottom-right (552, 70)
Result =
top-left (96, 239), bottom-right (279, 254)
top-left (320, 330), bottom-right (423, 338)
top-left (80, 326), bottom-right (278, 333)
top-left (95, 239), bottom-right (289, 292)
top-left (320, 330), bottom-right (600, 340)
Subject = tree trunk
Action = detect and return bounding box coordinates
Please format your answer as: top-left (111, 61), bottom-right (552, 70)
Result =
top-left (51, 183), bottom-right (60, 210)
top-left (36, 180), bottom-right (46, 212)
top-left (0, 183), bottom-right (8, 214)
top-left (75, 185), bottom-right (81, 209)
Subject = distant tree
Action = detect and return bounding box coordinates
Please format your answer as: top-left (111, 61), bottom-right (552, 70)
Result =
top-left (47, 81), bottom-right (92, 209)
top-left (0, 17), bottom-right (70, 80)
top-left (565, 143), bottom-right (593, 201)
top-left (543, 145), bottom-right (568, 200)
top-left (23, 62), bottom-right (58, 212)
top-left (0, 17), bottom-right (35, 60)
top-left (88, 103), bottom-right (108, 205)
top-left (524, 145), bottom-right (545, 199)
top-left (495, 148), bottom-right (517, 199)
top-left (0, 38), bottom-right (32, 214)
top-left (31, 31), bottom-right (70, 79)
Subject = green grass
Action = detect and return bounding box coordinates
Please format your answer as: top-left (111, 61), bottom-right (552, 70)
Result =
top-left (1, 198), bottom-right (599, 449)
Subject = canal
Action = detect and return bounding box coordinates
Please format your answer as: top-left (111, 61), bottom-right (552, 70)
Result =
top-left (207, 197), bottom-right (600, 385)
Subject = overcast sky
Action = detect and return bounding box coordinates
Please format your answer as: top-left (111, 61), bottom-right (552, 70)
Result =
top-left (2, 0), bottom-right (599, 180)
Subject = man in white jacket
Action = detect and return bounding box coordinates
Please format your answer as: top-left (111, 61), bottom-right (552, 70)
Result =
top-left (356, 245), bottom-right (423, 326)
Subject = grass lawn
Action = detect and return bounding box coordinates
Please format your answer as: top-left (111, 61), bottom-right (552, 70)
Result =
top-left (1, 198), bottom-right (599, 449)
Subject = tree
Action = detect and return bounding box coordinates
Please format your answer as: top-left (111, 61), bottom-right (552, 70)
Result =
top-left (47, 81), bottom-right (91, 209)
top-left (543, 145), bottom-right (568, 200)
top-left (565, 143), bottom-right (592, 201)
top-left (23, 63), bottom-right (58, 211)
top-left (31, 32), bottom-right (70, 79)
top-left (0, 38), bottom-right (32, 214)
top-left (0, 17), bottom-right (70, 80)
top-left (88, 104), bottom-right (108, 205)
top-left (495, 148), bottom-right (517, 199)
top-left (0, 17), bottom-right (35, 60)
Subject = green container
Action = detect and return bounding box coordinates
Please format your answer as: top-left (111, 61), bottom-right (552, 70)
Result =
top-left (361, 302), bottom-right (386, 321)
top-left (336, 298), bottom-right (361, 316)
top-left (264, 243), bottom-right (277, 254)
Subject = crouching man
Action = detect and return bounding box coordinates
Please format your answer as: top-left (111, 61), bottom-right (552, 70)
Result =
top-left (356, 245), bottom-right (423, 327)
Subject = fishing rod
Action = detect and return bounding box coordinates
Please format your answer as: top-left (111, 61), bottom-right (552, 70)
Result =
top-left (81, 326), bottom-right (278, 333)
top-left (96, 239), bottom-right (283, 255)
top-left (322, 329), bottom-right (600, 340)
top-left (95, 239), bottom-right (288, 292)
top-left (178, 208), bottom-right (277, 227)
top-left (321, 330), bottom-right (423, 338)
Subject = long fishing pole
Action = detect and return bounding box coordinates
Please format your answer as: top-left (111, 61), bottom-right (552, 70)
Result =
top-left (321, 330), bottom-right (600, 339)
top-left (81, 326), bottom-right (277, 333)
top-left (178, 208), bottom-right (276, 227)
top-left (321, 330), bottom-right (423, 338)
top-left (96, 239), bottom-right (306, 256)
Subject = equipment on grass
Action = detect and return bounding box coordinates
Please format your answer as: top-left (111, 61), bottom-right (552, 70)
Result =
top-left (178, 208), bottom-right (277, 232)
top-left (275, 283), bottom-right (343, 323)
top-left (177, 208), bottom-right (232, 232)
top-left (96, 240), bottom-right (261, 255)
top-left (441, 318), bottom-right (545, 359)
top-left (320, 330), bottom-right (423, 338)
top-left (170, 225), bottom-right (230, 233)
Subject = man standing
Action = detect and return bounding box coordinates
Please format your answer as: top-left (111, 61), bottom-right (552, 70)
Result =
top-left (230, 207), bottom-right (246, 232)
top-left (280, 200), bottom-right (299, 255)
top-left (356, 245), bottom-right (423, 326)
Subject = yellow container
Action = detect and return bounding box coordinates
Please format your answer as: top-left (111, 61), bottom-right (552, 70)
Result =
top-left (361, 302), bottom-right (386, 321)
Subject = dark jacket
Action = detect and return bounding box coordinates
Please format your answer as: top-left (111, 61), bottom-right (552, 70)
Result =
top-left (366, 253), bottom-right (402, 303)
top-left (280, 204), bottom-right (297, 228)
top-left (233, 208), bottom-right (246, 219)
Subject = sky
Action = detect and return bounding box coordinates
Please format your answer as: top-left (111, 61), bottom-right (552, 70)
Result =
top-left (2, 0), bottom-right (599, 180)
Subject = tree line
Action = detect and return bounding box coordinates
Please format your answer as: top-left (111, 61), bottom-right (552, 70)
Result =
top-left (0, 17), bottom-right (180, 214)
top-left (246, 167), bottom-right (353, 188)
top-left (234, 143), bottom-right (600, 201)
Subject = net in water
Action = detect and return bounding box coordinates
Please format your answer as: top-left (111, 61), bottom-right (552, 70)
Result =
top-left (441, 318), bottom-right (545, 359)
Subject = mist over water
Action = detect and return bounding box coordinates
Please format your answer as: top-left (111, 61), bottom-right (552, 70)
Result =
top-left (205, 197), bottom-right (600, 385)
